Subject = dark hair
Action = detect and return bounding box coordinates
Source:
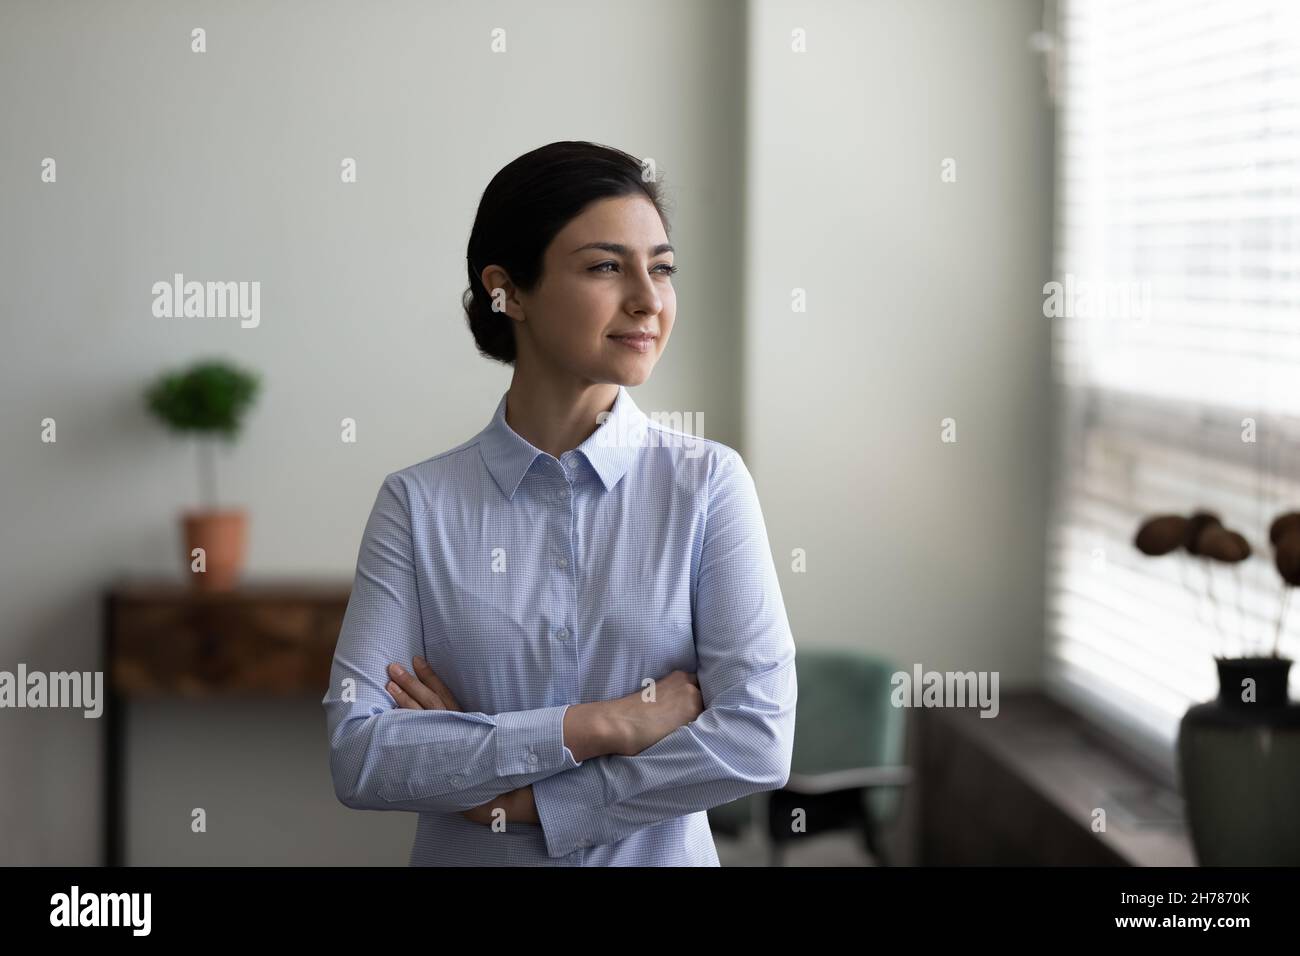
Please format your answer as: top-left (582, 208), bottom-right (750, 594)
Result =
top-left (462, 141), bottom-right (671, 365)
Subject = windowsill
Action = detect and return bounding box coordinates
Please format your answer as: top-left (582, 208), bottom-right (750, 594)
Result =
top-left (925, 690), bottom-right (1196, 866)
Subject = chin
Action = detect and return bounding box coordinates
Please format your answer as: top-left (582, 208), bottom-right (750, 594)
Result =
top-left (584, 352), bottom-right (654, 387)
top-left (593, 369), bottom-right (651, 388)
top-left (611, 359), bottom-right (656, 387)
top-left (586, 368), bottom-right (650, 388)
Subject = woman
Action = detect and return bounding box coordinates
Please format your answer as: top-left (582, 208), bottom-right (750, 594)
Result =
top-left (323, 141), bottom-right (797, 866)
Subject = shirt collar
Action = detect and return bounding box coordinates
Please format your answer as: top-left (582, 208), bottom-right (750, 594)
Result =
top-left (478, 385), bottom-right (649, 501)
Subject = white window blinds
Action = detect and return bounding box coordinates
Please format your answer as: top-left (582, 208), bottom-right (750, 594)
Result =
top-left (1046, 0), bottom-right (1300, 771)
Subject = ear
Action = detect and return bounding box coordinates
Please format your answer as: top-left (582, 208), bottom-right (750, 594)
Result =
top-left (481, 265), bottom-right (526, 321)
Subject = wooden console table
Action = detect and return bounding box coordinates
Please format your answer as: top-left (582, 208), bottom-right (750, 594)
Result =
top-left (102, 578), bottom-right (353, 866)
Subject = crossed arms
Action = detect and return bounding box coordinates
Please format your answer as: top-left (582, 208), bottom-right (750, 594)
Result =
top-left (323, 452), bottom-right (797, 858)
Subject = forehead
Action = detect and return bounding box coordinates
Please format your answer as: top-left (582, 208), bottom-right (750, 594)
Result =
top-left (554, 195), bottom-right (667, 246)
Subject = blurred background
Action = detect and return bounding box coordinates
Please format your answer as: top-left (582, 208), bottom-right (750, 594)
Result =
top-left (2, 0), bottom-right (1297, 867)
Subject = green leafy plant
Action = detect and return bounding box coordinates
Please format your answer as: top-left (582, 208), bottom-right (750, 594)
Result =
top-left (145, 358), bottom-right (260, 509)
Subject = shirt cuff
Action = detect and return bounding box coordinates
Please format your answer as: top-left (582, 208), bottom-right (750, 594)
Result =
top-left (493, 704), bottom-right (583, 777)
top-left (532, 758), bottom-right (609, 857)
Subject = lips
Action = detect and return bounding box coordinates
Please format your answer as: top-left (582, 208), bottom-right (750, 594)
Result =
top-left (608, 331), bottom-right (658, 354)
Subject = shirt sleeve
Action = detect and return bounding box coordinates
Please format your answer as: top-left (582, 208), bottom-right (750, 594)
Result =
top-left (323, 473), bottom-right (586, 814)
top-left (530, 450), bottom-right (798, 858)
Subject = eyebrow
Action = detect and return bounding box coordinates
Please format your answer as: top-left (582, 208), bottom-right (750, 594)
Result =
top-left (570, 241), bottom-right (674, 257)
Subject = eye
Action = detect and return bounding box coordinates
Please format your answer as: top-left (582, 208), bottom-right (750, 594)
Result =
top-left (588, 261), bottom-right (678, 275)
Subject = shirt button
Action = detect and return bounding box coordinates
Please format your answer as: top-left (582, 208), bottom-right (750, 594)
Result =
top-left (451, 774), bottom-right (464, 786)
top-left (527, 752), bottom-right (539, 766)
top-left (556, 556), bottom-right (568, 569)
top-left (555, 489), bottom-right (567, 503)
top-left (556, 627), bottom-right (570, 641)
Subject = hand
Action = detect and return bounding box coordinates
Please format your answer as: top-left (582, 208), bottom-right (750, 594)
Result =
top-left (385, 656), bottom-right (534, 826)
top-left (601, 670), bottom-right (703, 757)
top-left (459, 785), bottom-right (539, 826)
top-left (385, 656), bottom-right (462, 711)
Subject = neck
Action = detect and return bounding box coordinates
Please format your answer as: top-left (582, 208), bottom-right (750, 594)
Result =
top-left (503, 366), bottom-right (619, 460)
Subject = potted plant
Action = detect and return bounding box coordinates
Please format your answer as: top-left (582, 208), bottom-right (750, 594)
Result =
top-left (145, 359), bottom-right (260, 591)
top-left (1134, 510), bottom-right (1300, 865)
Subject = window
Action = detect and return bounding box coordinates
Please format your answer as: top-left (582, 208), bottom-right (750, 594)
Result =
top-left (1045, 0), bottom-right (1300, 772)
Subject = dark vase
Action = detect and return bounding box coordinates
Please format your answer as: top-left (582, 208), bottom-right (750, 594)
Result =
top-left (1176, 657), bottom-right (1300, 865)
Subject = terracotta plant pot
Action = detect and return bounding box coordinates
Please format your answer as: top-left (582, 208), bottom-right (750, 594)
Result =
top-left (181, 509), bottom-right (248, 591)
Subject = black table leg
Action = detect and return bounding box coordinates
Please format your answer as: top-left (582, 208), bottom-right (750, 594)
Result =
top-left (103, 592), bottom-right (124, 867)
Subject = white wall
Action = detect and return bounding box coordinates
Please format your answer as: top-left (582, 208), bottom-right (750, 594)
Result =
top-left (0, 0), bottom-right (746, 865)
top-left (743, 0), bottom-right (1054, 682)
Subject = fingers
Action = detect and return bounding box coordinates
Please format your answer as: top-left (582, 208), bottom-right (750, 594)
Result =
top-left (387, 680), bottom-right (430, 709)
top-left (387, 662), bottom-right (446, 709)
top-left (413, 656), bottom-right (462, 711)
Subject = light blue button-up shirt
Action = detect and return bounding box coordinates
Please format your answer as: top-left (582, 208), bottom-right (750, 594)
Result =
top-left (323, 385), bottom-right (797, 865)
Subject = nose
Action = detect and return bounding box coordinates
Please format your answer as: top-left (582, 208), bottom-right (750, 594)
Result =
top-left (624, 267), bottom-right (663, 318)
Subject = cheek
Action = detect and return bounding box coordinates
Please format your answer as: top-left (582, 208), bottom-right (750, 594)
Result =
top-left (575, 285), bottom-right (622, 342)
top-left (538, 280), bottom-right (605, 347)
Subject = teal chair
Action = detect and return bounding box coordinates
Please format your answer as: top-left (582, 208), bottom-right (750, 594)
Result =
top-left (707, 648), bottom-right (912, 865)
